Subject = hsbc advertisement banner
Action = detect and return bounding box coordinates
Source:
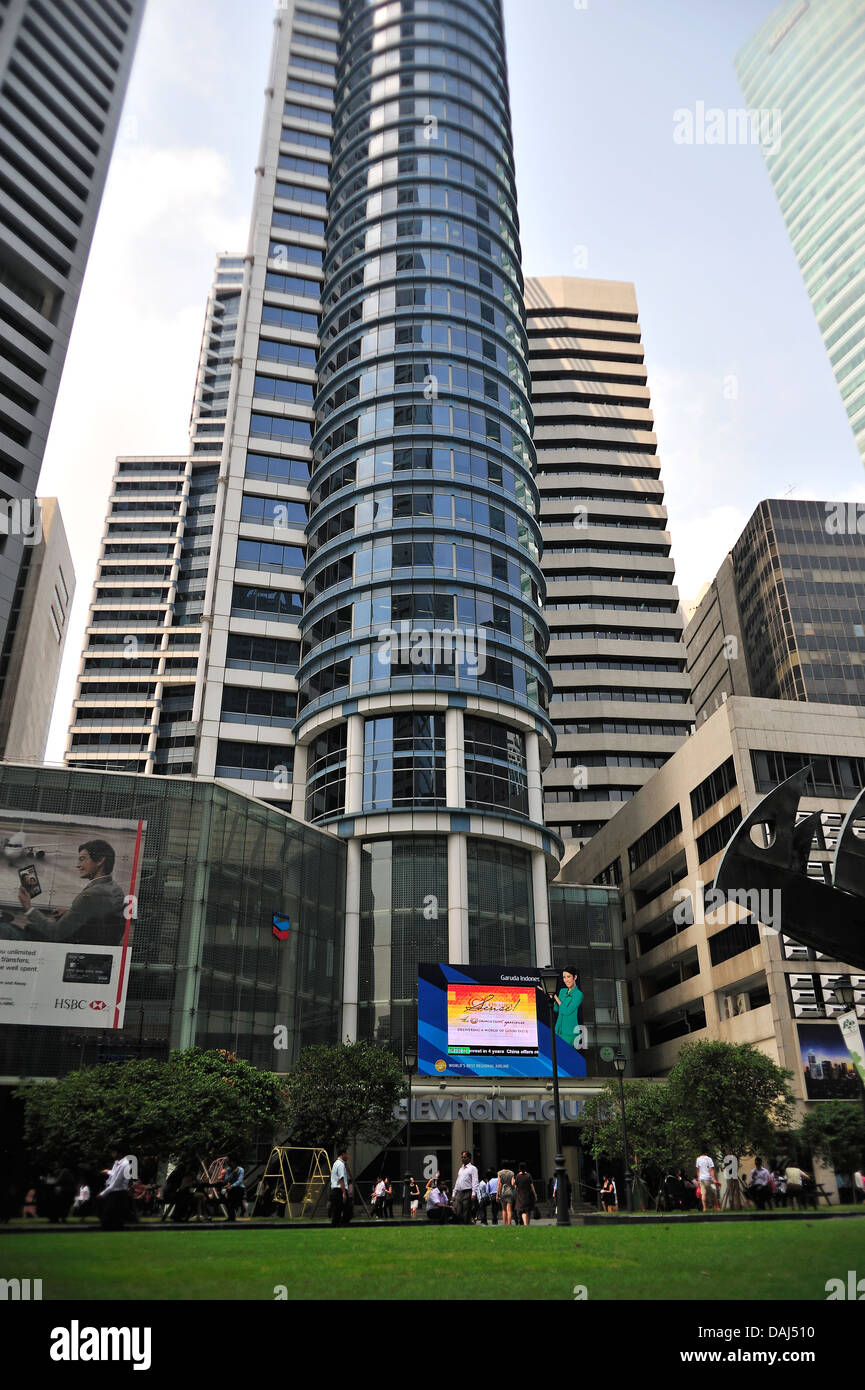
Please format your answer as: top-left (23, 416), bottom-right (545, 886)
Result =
top-left (0, 811), bottom-right (146, 1029)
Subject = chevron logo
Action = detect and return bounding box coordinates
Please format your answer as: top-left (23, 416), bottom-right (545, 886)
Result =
top-left (272, 914), bottom-right (291, 941)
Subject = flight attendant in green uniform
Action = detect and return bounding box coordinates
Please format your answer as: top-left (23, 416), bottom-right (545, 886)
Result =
top-left (554, 968), bottom-right (584, 1047)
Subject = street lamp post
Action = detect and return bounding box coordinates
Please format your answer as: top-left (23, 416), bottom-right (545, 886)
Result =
top-left (403, 1047), bottom-right (417, 1217)
top-left (612, 1054), bottom-right (633, 1214)
top-left (539, 968), bottom-right (570, 1226)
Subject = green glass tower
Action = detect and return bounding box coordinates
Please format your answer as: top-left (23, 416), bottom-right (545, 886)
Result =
top-left (736, 0), bottom-right (865, 466)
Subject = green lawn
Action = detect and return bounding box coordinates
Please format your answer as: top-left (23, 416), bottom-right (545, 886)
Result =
top-left (1, 1220), bottom-right (862, 1300)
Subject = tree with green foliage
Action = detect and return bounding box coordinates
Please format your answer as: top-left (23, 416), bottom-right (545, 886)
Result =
top-left (285, 1041), bottom-right (404, 1154)
top-left (797, 1101), bottom-right (865, 1176)
top-left (581, 1078), bottom-right (690, 1176)
top-left (666, 1040), bottom-right (795, 1163)
top-left (16, 1048), bottom-right (289, 1169)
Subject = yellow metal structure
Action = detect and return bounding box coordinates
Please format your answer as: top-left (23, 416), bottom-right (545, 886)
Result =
top-left (251, 1146), bottom-right (332, 1219)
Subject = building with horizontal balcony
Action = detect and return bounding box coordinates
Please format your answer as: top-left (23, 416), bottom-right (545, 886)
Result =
top-left (65, 254), bottom-right (245, 774)
top-left (525, 277), bottom-right (694, 850)
top-left (560, 694), bottom-right (865, 1198)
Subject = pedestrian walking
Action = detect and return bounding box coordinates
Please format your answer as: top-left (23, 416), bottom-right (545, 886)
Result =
top-left (224, 1161), bottom-right (246, 1221)
top-left (497, 1162), bottom-right (516, 1226)
top-left (452, 1151), bottom-right (479, 1224)
top-left (695, 1152), bottom-right (718, 1211)
top-left (98, 1149), bottom-right (133, 1230)
top-left (486, 1171), bottom-right (499, 1224)
top-left (514, 1163), bottom-right (537, 1226)
top-left (330, 1146), bottom-right (353, 1226)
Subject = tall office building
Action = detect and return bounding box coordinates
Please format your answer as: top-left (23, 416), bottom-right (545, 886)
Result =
top-left (0, 0), bottom-right (146, 715)
top-left (66, 254), bottom-right (244, 774)
top-left (525, 277), bottom-right (693, 850)
top-left (563, 694), bottom-right (865, 1133)
top-left (685, 496), bottom-right (865, 721)
top-left (0, 495), bottom-right (74, 760)
top-left (194, 0), bottom-right (560, 1050)
top-left (736, 0), bottom-right (865, 466)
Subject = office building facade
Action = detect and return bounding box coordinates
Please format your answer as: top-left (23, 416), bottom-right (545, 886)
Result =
top-left (65, 254), bottom-right (245, 774)
top-left (0, 0), bottom-right (146, 717)
top-left (525, 277), bottom-right (693, 849)
top-left (190, 0), bottom-right (562, 1058)
top-left (561, 694), bottom-right (865, 1186)
top-left (735, 0), bottom-right (865, 466)
top-left (0, 759), bottom-right (345, 1083)
top-left (0, 495), bottom-right (73, 760)
top-left (685, 497), bottom-right (865, 721)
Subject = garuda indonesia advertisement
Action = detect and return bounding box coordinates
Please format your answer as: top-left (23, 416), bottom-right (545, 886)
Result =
top-left (418, 964), bottom-right (587, 1078)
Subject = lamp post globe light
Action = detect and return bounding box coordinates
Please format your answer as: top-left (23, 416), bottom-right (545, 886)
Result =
top-left (403, 1047), bottom-right (417, 1217)
top-left (612, 1053), bottom-right (633, 1214)
top-left (539, 969), bottom-right (570, 1226)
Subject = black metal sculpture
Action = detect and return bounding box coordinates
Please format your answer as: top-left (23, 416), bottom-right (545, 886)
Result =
top-left (714, 768), bottom-right (865, 970)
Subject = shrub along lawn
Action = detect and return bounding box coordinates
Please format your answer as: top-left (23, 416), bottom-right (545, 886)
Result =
top-left (2, 1220), bottom-right (862, 1300)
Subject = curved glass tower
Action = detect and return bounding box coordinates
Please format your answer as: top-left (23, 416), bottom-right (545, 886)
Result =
top-left (736, 0), bottom-right (865, 466)
top-left (291, 0), bottom-right (561, 1046)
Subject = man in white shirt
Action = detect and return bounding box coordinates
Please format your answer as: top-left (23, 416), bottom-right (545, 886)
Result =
top-left (426, 1183), bottom-right (453, 1224)
top-left (748, 1158), bottom-right (771, 1211)
top-left (330, 1146), bottom-right (352, 1226)
top-left (487, 1172), bottom-right (499, 1225)
top-left (72, 1183), bottom-right (91, 1221)
top-left (373, 1177), bottom-right (387, 1219)
top-left (99, 1149), bottom-right (132, 1230)
top-left (695, 1152), bottom-right (717, 1211)
top-left (451, 1151), bottom-right (480, 1224)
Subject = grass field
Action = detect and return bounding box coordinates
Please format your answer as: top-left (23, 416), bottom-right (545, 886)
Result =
top-left (2, 1220), bottom-right (862, 1300)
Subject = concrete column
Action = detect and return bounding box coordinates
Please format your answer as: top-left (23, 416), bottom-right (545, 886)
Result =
top-left (345, 713), bottom-right (364, 816)
top-left (448, 832), bottom-right (469, 961)
top-left (445, 706), bottom-right (465, 807)
top-left (526, 730), bottom-right (544, 823)
top-left (539, 1113), bottom-right (558, 1188)
top-left (532, 849), bottom-right (552, 966)
top-left (451, 1115), bottom-right (471, 1178)
top-left (341, 837), bottom-right (361, 1041)
top-left (290, 739), bottom-right (308, 821)
top-left (479, 1122), bottom-right (497, 1177)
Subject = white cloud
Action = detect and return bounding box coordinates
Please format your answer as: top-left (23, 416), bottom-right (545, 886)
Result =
top-left (40, 142), bottom-right (249, 763)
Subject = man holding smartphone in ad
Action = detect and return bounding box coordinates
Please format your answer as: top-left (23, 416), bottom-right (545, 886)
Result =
top-left (17, 839), bottom-right (126, 946)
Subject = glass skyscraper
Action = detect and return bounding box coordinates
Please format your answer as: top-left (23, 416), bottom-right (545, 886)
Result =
top-left (736, 0), bottom-right (865, 466)
top-left (192, 0), bottom-right (562, 1053)
top-left (0, 0), bottom-right (146, 727)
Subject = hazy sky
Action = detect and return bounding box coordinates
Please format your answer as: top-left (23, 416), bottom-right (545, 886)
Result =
top-left (40, 0), bottom-right (865, 760)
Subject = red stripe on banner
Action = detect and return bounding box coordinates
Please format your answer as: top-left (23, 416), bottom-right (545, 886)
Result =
top-left (113, 819), bottom-right (143, 1029)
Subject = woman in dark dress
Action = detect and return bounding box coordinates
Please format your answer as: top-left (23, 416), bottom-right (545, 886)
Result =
top-left (514, 1162), bottom-right (537, 1227)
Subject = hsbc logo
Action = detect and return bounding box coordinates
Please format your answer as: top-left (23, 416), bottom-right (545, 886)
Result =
top-left (54, 998), bottom-right (108, 1010)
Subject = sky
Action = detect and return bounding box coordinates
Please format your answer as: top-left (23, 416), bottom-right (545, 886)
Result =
top-left (39, 0), bottom-right (865, 761)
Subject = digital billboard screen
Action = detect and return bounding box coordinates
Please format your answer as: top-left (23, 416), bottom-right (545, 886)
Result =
top-left (418, 963), bottom-right (587, 1078)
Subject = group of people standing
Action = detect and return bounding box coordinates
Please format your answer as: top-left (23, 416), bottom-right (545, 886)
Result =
top-left (425, 1153), bottom-right (540, 1226)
